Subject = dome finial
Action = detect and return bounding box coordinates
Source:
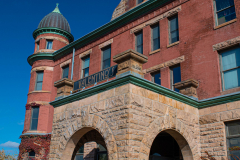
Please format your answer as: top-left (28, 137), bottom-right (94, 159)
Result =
top-left (52, 3), bottom-right (61, 14)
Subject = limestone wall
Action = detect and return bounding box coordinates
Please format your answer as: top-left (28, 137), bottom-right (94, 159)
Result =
top-left (199, 101), bottom-right (240, 160)
top-left (49, 83), bottom-right (200, 160)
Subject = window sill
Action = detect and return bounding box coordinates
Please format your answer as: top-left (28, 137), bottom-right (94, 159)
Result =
top-left (149, 49), bottom-right (161, 55)
top-left (167, 41), bottom-right (180, 48)
top-left (214, 19), bottom-right (237, 30)
top-left (28, 90), bottom-right (51, 95)
top-left (221, 87), bottom-right (240, 96)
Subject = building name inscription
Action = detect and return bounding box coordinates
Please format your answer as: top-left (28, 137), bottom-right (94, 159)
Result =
top-left (73, 65), bottom-right (118, 91)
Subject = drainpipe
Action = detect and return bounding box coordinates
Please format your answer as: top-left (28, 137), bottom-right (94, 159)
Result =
top-left (71, 47), bottom-right (75, 80)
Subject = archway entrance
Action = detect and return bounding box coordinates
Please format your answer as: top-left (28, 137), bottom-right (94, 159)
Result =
top-left (149, 130), bottom-right (193, 160)
top-left (72, 130), bottom-right (108, 160)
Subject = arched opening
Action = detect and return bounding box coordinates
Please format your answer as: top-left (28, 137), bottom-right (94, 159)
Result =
top-left (61, 128), bottom-right (108, 160)
top-left (149, 130), bottom-right (193, 160)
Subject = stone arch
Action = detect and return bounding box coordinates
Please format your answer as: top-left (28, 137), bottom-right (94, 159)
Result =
top-left (140, 116), bottom-right (197, 160)
top-left (60, 114), bottom-right (118, 160)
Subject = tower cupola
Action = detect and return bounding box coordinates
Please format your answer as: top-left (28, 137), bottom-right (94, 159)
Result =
top-left (33, 3), bottom-right (74, 42)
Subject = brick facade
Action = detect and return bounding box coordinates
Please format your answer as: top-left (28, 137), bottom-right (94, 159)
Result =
top-left (20, 0), bottom-right (240, 159)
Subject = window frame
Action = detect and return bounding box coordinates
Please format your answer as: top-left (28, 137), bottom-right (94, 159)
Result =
top-left (28, 151), bottom-right (36, 159)
top-left (168, 15), bottom-right (179, 45)
top-left (29, 106), bottom-right (39, 131)
top-left (46, 40), bottom-right (53, 49)
top-left (35, 71), bottom-right (44, 91)
top-left (219, 45), bottom-right (240, 91)
top-left (101, 45), bottom-right (111, 70)
top-left (151, 23), bottom-right (160, 51)
top-left (170, 64), bottom-right (181, 91)
top-left (225, 121), bottom-right (240, 160)
top-left (62, 65), bottom-right (69, 79)
top-left (213, 0), bottom-right (236, 26)
top-left (81, 55), bottom-right (90, 78)
top-left (151, 71), bottom-right (161, 85)
top-left (135, 30), bottom-right (143, 54)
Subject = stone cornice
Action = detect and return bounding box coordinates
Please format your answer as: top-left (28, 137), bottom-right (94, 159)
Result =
top-left (49, 74), bottom-right (240, 109)
top-left (213, 36), bottom-right (240, 51)
top-left (79, 49), bottom-right (92, 58)
top-left (34, 49), bottom-right (56, 54)
top-left (60, 59), bottom-right (71, 68)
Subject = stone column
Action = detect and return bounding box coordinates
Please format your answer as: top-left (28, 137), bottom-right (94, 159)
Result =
top-left (113, 49), bottom-right (148, 78)
top-left (54, 78), bottom-right (74, 100)
top-left (174, 79), bottom-right (199, 99)
top-left (83, 142), bottom-right (97, 160)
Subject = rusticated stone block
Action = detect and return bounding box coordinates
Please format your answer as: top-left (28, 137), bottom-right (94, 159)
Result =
top-left (54, 78), bottom-right (74, 99)
top-left (174, 79), bottom-right (199, 98)
top-left (199, 114), bottom-right (220, 125)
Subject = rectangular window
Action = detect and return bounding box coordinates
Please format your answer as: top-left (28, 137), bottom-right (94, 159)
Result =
top-left (169, 15), bottom-right (179, 44)
top-left (62, 65), bottom-right (69, 79)
top-left (170, 65), bottom-right (181, 92)
top-left (220, 47), bottom-right (240, 90)
top-left (214, 0), bottom-right (236, 26)
top-left (46, 40), bottom-right (53, 49)
top-left (35, 71), bottom-right (44, 91)
top-left (151, 24), bottom-right (160, 51)
top-left (135, 31), bottom-right (143, 54)
top-left (137, 0), bottom-right (144, 5)
top-left (226, 121), bottom-right (240, 160)
top-left (82, 56), bottom-right (90, 78)
top-left (151, 72), bottom-right (161, 85)
top-left (102, 46), bottom-right (111, 70)
top-left (30, 107), bottom-right (39, 130)
top-left (37, 42), bottom-right (39, 51)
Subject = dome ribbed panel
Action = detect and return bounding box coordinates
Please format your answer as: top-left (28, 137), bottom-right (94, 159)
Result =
top-left (38, 12), bottom-right (71, 33)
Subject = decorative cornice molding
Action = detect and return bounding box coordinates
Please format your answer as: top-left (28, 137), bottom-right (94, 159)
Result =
top-left (60, 59), bottom-right (71, 68)
top-left (32, 27), bottom-right (74, 43)
top-left (31, 66), bottom-right (54, 73)
top-left (28, 90), bottom-right (51, 95)
top-left (213, 36), bottom-right (240, 51)
top-left (143, 56), bottom-right (185, 74)
top-left (50, 74), bottom-right (240, 109)
top-left (79, 49), bottom-right (92, 58)
top-left (99, 39), bottom-right (113, 49)
top-left (35, 36), bottom-right (69, 45)
top-left (27, 53), bottom-right (54, 66)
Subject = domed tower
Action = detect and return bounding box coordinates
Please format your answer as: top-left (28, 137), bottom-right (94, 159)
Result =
top-left (19, 4), bottom-right (74, 159)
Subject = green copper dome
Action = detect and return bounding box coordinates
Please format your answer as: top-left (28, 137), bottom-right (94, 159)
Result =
top-left (38, 3), bottom-right (71, 33)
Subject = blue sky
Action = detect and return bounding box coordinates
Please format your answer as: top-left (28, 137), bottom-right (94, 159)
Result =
top-left (0, 0), bottom-right (119, 153)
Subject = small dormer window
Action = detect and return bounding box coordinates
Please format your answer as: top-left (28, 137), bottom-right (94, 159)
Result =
top-left (46, 40), bottom-right (53, 49)
top-left (137, 0), bottom-right (144, 5)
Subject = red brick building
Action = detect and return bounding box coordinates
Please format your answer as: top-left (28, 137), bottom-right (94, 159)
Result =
top-left (20, 0), bottom-right (240, 160)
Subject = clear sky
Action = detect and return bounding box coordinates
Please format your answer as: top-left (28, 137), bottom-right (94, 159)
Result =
top-left (0, 0), bottom-right (119, 154)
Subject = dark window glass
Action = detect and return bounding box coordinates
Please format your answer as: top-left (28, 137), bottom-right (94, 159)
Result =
top-left (171, 65), bottom-right (181, 92)
top-left (226, 121), bottom-right (240, 160)
top-left (152, 24), bottom-right (160, 51)
top-left (35, 71), bottom-right (44, 91)
top-left (136, 31), bottom-right (143, 54)
top-left (75, 146), bottom-right (84, 160)
top-left (62, 65), bottom-right (69, 79)
top-left (46, 40), bottom-right (53, 49)
top-left (137, 0), bottom-right (144, 4)
top-left (29, 151), bottom-right (35, 158)
top-left (97, 144), bottom-right (108, 160)
top-left (102, 46), bottom-right (111, 70)
top-left (82, 56), bottom-right (90, 78)
top-left (215, 0), bottom-right (236, 25)
top-left (169, 15), bottom-right (179, 44)
top-left (30, 107), bottom-right (39, 130)
top-left (221, 47), bottom-right (240, 90)
top-left (152, 72), bottom-right (161, 85)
